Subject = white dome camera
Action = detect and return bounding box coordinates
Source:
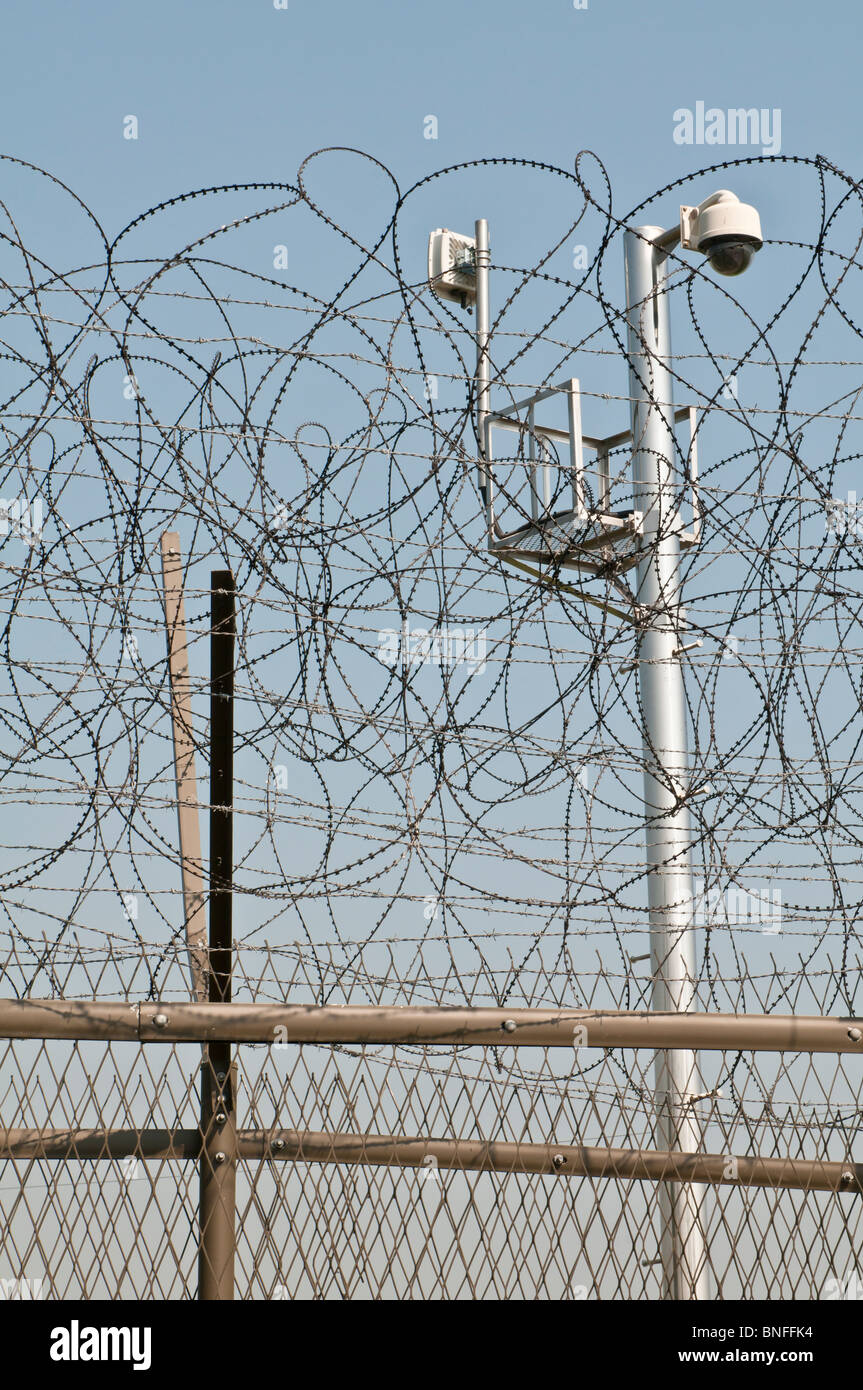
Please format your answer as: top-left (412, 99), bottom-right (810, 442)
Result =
top-left (679, 190), bottom-right (763, 277)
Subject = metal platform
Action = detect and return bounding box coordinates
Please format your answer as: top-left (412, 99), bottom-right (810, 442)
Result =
top-left (489, 506), bottom-right (645, 575)
top-left (482, 379), bottom-right (701, 576)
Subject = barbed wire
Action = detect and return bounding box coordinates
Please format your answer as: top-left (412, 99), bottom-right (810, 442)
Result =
top-left (0, 145), bottom-right (861, 1037)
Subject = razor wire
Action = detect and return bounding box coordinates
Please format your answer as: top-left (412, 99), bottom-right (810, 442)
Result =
top-left (0, 148), bottom-right (861, 1017)
top-left (3, 147), bottom-right (863, 1298)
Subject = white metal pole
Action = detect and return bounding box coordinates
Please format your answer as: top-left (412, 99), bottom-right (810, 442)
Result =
top-left (624, 227), bottom-right (709, 1301)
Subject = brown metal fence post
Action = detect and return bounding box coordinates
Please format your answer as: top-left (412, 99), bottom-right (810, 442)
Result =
top-left (199, 570), bottom-right (237, 1301)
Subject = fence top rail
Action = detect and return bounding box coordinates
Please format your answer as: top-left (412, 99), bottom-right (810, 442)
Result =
top-left (1, 1000), bottom-right (862, 1052)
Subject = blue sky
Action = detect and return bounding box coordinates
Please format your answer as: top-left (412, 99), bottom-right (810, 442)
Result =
top-left (1, 0), bottom-right (850, 220)
top-left (0, 0), bottom-right (859, 995)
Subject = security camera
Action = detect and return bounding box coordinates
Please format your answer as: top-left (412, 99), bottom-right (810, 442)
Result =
top-left (679, 190), bottom-right (763, 277)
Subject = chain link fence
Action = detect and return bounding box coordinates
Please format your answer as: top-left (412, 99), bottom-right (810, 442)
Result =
top-left (2, 942), bottom-right (861, 1300)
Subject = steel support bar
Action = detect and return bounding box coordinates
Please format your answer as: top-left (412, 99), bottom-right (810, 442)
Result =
top-left (208, 570), bottom-right (234, 1014)
top-left (1, 1129), bottom-right (202, 1159)
top-left (1, 1128), bottom-right (859, 1195)
top-left (0, 1000), bottom-right (861, 1052)
top-left (198, 570), bottom-right (237, 1302)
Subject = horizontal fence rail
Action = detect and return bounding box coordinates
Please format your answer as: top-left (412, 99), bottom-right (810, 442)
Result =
top-left (2, 1127), bottom-right (860, 1193)
top-left (4, 998), bottom-right (862, 1295)
top-left (2, 1000), bottom-right (863, 1052)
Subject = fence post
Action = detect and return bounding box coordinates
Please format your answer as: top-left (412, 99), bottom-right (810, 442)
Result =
top-left (160, 532), bottom-right (208, 1002)
top-left (198, 569), bottom-right (237, 1300)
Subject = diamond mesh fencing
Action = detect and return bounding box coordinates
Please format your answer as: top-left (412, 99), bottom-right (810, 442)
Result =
top-left (2, 943), bottom-right (861, 1300)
